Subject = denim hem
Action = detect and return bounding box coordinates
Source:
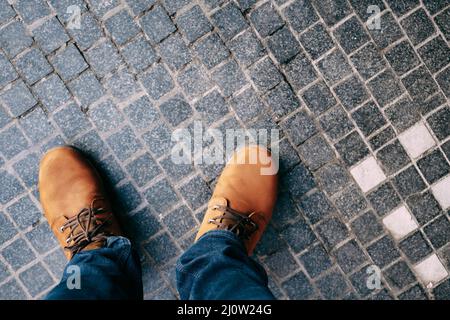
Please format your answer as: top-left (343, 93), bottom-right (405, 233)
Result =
top-left (197, 229), bottom-right (247, 251)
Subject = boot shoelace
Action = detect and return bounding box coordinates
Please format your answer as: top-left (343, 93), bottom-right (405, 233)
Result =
top-left (60, 198), bottom-right (112, 255)
top-left (208, 204), bottom-right (259, 240)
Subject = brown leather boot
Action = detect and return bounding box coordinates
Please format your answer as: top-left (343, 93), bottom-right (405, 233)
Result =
top-left (195, 145), bottom-right (278, 255)
top-left (39, 146), bottom-right (122, 260)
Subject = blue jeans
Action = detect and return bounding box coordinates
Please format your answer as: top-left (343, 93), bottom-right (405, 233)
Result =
top-left (46, 231), bottom-right (274, 300)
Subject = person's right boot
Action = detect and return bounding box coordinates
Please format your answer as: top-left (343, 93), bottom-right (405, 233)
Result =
top-left (195, 145), bottom-right (278, 255)
top-left (39, 146), bottom-right (122, 260)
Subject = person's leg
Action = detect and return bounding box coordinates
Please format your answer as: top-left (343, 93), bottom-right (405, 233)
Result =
top-left (177, 146), bottom-right (278, 300)
top-left (39, 146), bottom-right (143, 300)
top-left (46, 236), bottom-right (142, 300)
top-left (177, 230), bottom-right (274, 300)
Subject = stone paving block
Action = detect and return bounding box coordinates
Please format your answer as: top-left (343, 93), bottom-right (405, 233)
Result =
top-left (267, 26), bottom-right (300, 64)
top-left (121, 35), bottom-right (157, 72)
top-left (302, 81), bottom-right (336, 115)
top-left (194, 33), bottom-right (229, 69)
top-left (1, 237), bottom-right (35, 270)
top-left (140, 5), bottom-right (176, 44)
top-left (212, 60), bottom-right (247, 97)
top-left (115, 182), bottom-right (143, 213)
top-left (89, 0), bottom-right (120, 17)
top-left (142, 123), bottom-right (173, 158)
top-left (0, 211), bottom-right (18, 246)
top-left (399, 284), bottom-right (428, 300)
top-left (393, 165), bottom-right (427, 199)
top-left (195, 90), bottom-right (229, 124)
top-left (163, 205), bottom-right (197, 239)
top-left (278, 138), bottom-right (301, 174)
top-left (19, 263), bottom-right (54, 297)
top-left (318, 105), bottom-right (353, 141)
top-left (14, 48), bottom-right (53, 85)
top-left (334, 16), bottom-right (369, 54)
top-left (249, 57), bottom-right (283, 92)
top-left (47, 0), bottom-right (87, 23)
top-left (435, 8), bottom-right (450, 41)
top-left (177, 5), bottom-right (212, 43)
top-left (334, 76), bottom-right (369, 112)
top-left (264, 82), bottom-right (299, 118)
top-left (144, 232), bottom-right (180, 265)
top-left (418, 36), bottom-right (450, 74)
top-left (144, 179), bottom-right (179, 214)
top-left (123, 208), bottom-right (160, 242)
top-left (316, 216), bottom-right (349, 249)
top-left (350, 210), bottom-right (383, 244)
top-left (334, 185), bottom-right (368, 220)
top-left (368, 70), bottom-right (404, 107)
top-left (281, 272), bottom-right (314, 299)
top-left (89, 100), bottom-right (124, 131)
top-left (299, 243), bottom-right (332, 278)
top-left (105, 10), bottom-right (140, 46)
top-left (211, 2), bottom-right (247, 41)
top-left (437, 67), bottom-right (450, 98)
top-left (385, 260), bottom-right (416, 291)
top-left (162, 0), bottom-right (191, 14)
top-left (351, 101), bottom-right (385, 137)
top-left (12, 152), bottom-right (39, 188)
top-left (313, 1), bottom-right (350, 25)
top-left (349, 42), bottom-right (385, 80)
top-left (68, 71), bottom-right (104, 107)
top-left (0, 0), bottom-right (15, 25)
top-left (66, 13), bottom-right (102, 51)
top-left (299, 190), bottom-right (333, 224)
top-left (179, 175), bottom-right (211, 210)
top-left (6, 196), bottom-right (40, 230)
top-left (385, 98), bottom-right (421, 133)
top-left (0, 259), bottom-right (10, 283)
top-left (424, 216), bottom-right (450, 249)
top-left (159, 95), bottom-right (192, 126)
top-left (385, 41), bottom-right (421, 76)
top-left (283, 53), bottom-right (318, 90)
top-left (159, 33), bottom-right (192, 71)
top-left (299, 23), bottom-right (334, 61)
top-left (177, 63), bottom-right (211, 98)
top-left (33, 74), bottom-right (71, 112)
top-left (125, 0), bottom-right (156, 15)
top-left (124, 96), bottom-right (160, 132)
top-left (85, 41), bottom-right (122, 78)
top-left (14, 0), bottom-right (50, 24)
top-left (280, 109), bottom-right (317, 146)
top-left (0, 21), bottom-right (33, 58)
top-left (0, 52), bottom-right (17, 88)
top-left (0, 125), bottom-right (29, 160)
top-left (316, 49), bottom-right (352, 84)
top-left (139, 63), bottom-right (174, 100)
top-left (43, 249), bottom-right (66, 278)
top-left (400, 231), bottom-right (433, 263)
top-left (97, 154), bottom-right (126, 186)
top-left (334, 239), bottom-right (367, 274)
top-left (53, 102), bottom-right (91, 139)
top-left (348, 0), bottom-right (385, 20)
top-left (417, 149), bottom-right (450, 184)
top-left (385, 0), bottom-right (420, 16)
top-left (280, 218), bottom-right (316, 253)
top-left (126, 153), bottom-right (160, 187)
top-left (414, 253), bottom-right (448, 286)
top-left (73, 130), bottom-right (109, 160)
top-left (0, 279), bottom-right (27, 300)
top-left (1, 80), bottom-right (37, 117)
top-left (50, 44), bottom-right (88, 81)
top-left (283, 0), bottom-right (318, 33)
top-left (368, 12), bottom-right (403, 49)
top-left (402, 66), bottom-right (438, 100)
top-left (298, 135), bottom-right (335, 171)
top-left (105, 69), bottom-right (139, 101)
top-left (407, 191), bottom-right (441, 225)
top-left (367, 236), bottom-right (401, 267)
top-left (19, 107), bottom-right (54, 143)
top-left (316, 270), bottom-right (349, 299)
top-left (427, 106), bottom-right (450, 140)
top-left (335, 131), bottom-right (369, 167)
top-left (315, 162), bottom-right (351, 195)
top-left (25, 222), bottom-right (58, 254)
top-left (230, 87), bottom-right (266, 123)
top-left (367, 181), bottom-right (401, 216)
top-left (159, 154), bottom-right (194, 183)
top-left (264, 247), bottom-right (299, 278)
top-left (32, 18), bottom-right (69, 54)
top-left (249, 2), bottom-right (284, 38)
top-left (228, 30), bottom-right (263, 67)
top-left (106, 126), bottom-right (142, 161)
top-left (434, 278), bottom-right (450, 299)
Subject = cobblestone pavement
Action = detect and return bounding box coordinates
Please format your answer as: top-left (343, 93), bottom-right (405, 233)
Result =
top-left (0, 0), bottom-right (449, 300)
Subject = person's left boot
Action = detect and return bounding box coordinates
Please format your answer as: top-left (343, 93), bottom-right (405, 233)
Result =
top-left (39, 146), bottom-right (122, 260)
